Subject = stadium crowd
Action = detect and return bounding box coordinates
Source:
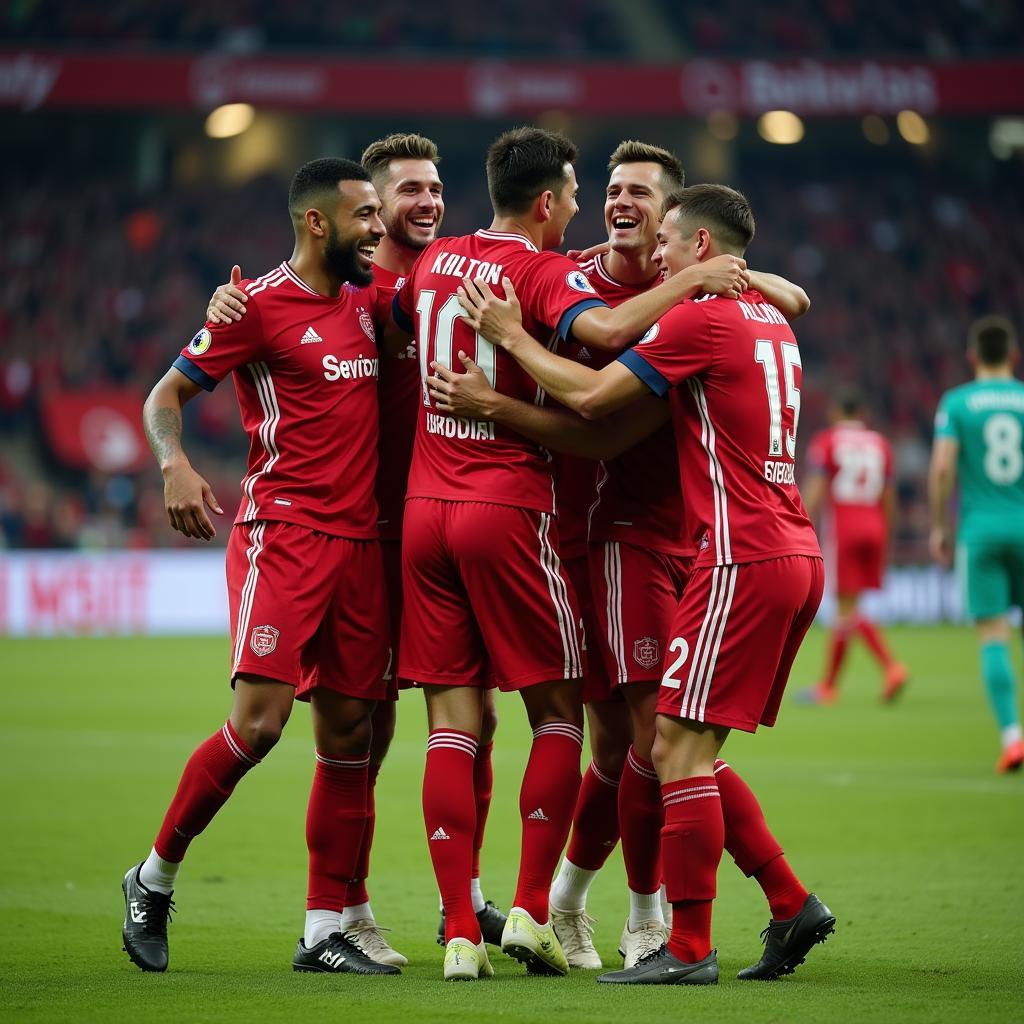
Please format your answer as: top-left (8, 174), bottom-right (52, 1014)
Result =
top-left (2, 154), bottom-right (1022, 553)
top-left (4, 0), bottom-right (1021, 57)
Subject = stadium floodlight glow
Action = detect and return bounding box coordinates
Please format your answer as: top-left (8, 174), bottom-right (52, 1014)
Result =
top-left (990, 118), bottom-right (1024, 160)
top-left (707, 111), bottom-right (739, 141)
top-left (205, 103), bottom-right (255, 139)
top-left (862, 115), bottom-right (889, 145)
top-left (896, 110), bottom-right (929, 146)
top-left (757, 110), bottom-right (804, 145)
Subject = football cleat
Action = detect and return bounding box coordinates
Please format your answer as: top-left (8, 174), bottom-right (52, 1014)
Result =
top-left (436, 900), bottom-right (508, 947)
top-left (619, 918), bottom-right (668, 969)
top-left (343, 919), bottom-right (408, 967)
top-left (597, 944), bottom-right (718, 985)
top-left (796, 684), bottom-right (837, 705)
top-left (550, 905), bottom-right (602, 969)
top-left (737, 893), bottom-right (836, 981)
top-left (443, 937), bottom-right (494, 981)
top-left (121, 863), bottom-right (174, 973)
top-left (882, 664), bottom-right (910, 703)
top-left (501, 906), bottom-right (569, 976)
top-left (293, 932), bottom-right (401, 975)
top-left (996, 739), bottom-right (1024, 774)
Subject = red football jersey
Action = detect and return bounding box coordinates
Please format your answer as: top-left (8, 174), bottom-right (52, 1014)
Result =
top-left (577, 253), bottom-right (691, 557)
top-left (373, 264), bottom-right (419, 541)
top-left (174, 261), bottom-right (383, 539)
top-left (395, 229), bottom-right (607, 513)
top-left (807, 421), bottom-right (892, 543)
top-left (619, 289), bottom-right (821, 567)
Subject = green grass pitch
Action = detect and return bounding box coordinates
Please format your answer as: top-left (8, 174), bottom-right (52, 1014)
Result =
top-left (1, 625), bottom-right (1022, 1022)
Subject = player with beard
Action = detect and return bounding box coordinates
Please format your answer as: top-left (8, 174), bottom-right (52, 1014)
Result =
top-left (427, 142), bottom-right (809, 970)
top-left (207, 136), bottom-right (506, 963)
top-left (121, 159), bottom-right (401, 978)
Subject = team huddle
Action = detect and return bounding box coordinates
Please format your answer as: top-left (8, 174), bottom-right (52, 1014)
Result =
top-left (125, 124), bottom-right (869, 986)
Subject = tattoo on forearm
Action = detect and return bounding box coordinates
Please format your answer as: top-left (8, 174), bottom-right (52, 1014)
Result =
top-left (145, 406), bottom-right (183, 465)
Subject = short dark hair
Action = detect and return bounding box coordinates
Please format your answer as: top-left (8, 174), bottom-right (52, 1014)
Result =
top-left (969, 315), bottom-right (1017, 366)
top-left (837, 389), bottom-right (865, 417)
top-left (486, 126), bottom-right (577, 215)
top-left (361, 133), bottom-right (440, 190)
top-left (288, 158), bottom-right (370, 222)
top-left (607, 140), bottom-right (685, 192)
top-left (663, 183), bottom-right (755, 254)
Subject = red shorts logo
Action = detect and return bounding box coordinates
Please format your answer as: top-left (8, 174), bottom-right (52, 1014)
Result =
top-left (633, 636), bottom-right (660, 670)
top-left (250, 624), bottom-right (280, 657)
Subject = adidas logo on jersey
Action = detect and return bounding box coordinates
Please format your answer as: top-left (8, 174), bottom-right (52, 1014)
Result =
top-left (430, 827), bottom-right (451, 841)
top-left (300, 326), bottom-right (323, 345)
top-left (576, 347), bottom-right (592, 361)
top-left (527, 808), bottom-right (550, 821)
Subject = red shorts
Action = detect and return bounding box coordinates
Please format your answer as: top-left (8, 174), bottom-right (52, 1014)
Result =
top-left (381, 539), bottom-right (404, 699)
top-left (588, 541), bottom-right (694, 694)
top-left (834, 535), bottom-right (885, 595)
top-left (657, 556), bottom-right (823, 732)
top-left (564, 554), bottom-right (616, 704)
top-left (400, 498), bottom-right (584, 690)
top-left (226, 521), bottom-right (390, 702)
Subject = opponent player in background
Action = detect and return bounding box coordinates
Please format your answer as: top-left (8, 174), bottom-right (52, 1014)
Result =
top-left (208, 135), bottom-right (506, 963)
top-left (427, 140), bottom-right (810, 971)
top-left (930, 315), bottom-right (1024, 773)
top-left (457, 183), bottom-right (835, 986)
top-left (800, 392), bottom-right (908, 704)
top-left (394, 126), bottom-right (749, 980)
top-left (122, 159), bottom-right (400, 977)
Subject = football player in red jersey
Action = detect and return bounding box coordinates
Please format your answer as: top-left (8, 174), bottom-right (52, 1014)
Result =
top-left (800, 392), bottom-right (908, 704)
top-left (120, 159), bottom-right (403, 978)
top-left (426, 140), bottom-right (810, 971)
top-left (457, 183), bottom-right (835, 986)
top-left (394, 126), bottom-right (750, 981)
top-left (207, 135), bottom-right (506, 963)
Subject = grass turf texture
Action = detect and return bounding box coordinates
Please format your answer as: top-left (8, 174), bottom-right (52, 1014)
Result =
top-left (1, 625), bottom-right (1022, 1022)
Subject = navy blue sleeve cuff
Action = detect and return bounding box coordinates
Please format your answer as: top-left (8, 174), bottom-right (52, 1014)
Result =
top-left (556, 297), bottom-right (608, 342)
top-left (618, 349), bottom-right (670, 397)
top-left (392, 294), bottom-right (414, 335)
top-left (173, 355), bottom-right (218, 392)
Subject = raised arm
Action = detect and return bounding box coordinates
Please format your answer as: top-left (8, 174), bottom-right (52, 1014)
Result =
top-left (928, 437), bottom-right (959, 565)
top-left (143, 367), bottom-right (223, 540)
top-left (747, 270), bottom-right (810, 320)
top-left (567, 255), bottom-right (748, 352)
top-left (426, 352), bottom-right (670, 458)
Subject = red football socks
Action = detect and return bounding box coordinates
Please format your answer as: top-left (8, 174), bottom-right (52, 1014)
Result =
top-left (565, 760), bottom-right (622, 871)
top-left (661, 775), bottom-right (723, 963)
top-left (345, 761), bottom-right (381, 908)
top-left (514, 722), bottom-right (584, 921)
top-left (306, 751), bottom-right (369, 913)
top-left (153, 721), bottom-right (260, 863)
top-left (472, 741), bottom-right (494, 879)
top-left (619, 747), bottom-right (663, 895)
top-left (424, 730), bottom-right (480, 943)
top-left (822, 622), bottom-right (852, 690)
top-left (854, 613), bottom-right (895, 669)
top-left (715, 759), bottom-right (808, 920)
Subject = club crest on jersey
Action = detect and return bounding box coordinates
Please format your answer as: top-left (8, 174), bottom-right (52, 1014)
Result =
top-left (565, 270), bottom-right (597, 294)
top-left (358, 307), bottom-right (376, 343)
top-left (250, 624), bottom-right (280, 657)
top-left (633, 636), bottom-right (660, 670)
top-left (638, 323), bottom-right (660, 345)
top-left (188, 328), bottom-right (212, 356)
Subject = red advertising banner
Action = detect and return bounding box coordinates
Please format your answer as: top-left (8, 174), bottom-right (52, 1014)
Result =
top-left (40, 389), bottom-right (149, 474)
top-left (1, 51), bottom-right (1022, 116)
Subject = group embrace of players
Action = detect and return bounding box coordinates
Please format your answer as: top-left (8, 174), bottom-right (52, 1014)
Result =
top-left (123, 123), bottom-right (1014, 986)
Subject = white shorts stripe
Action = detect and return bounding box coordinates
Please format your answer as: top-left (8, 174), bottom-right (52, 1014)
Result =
top-left (603, 542), bottom-right (627, 684)
top-left (680, 566), bottom-right (725, 716)
top-left (695, 566), bottom-right (738, 722)
top-left (685, 566), bottom-right (737, 721)
top-left (231, 521), bottom-right (266, 675)
top-left (537, 514), bottom-right (582, 679)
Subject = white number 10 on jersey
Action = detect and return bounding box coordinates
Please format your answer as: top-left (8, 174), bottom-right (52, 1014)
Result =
top-left (415, 289), bottom-right (498, 408)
